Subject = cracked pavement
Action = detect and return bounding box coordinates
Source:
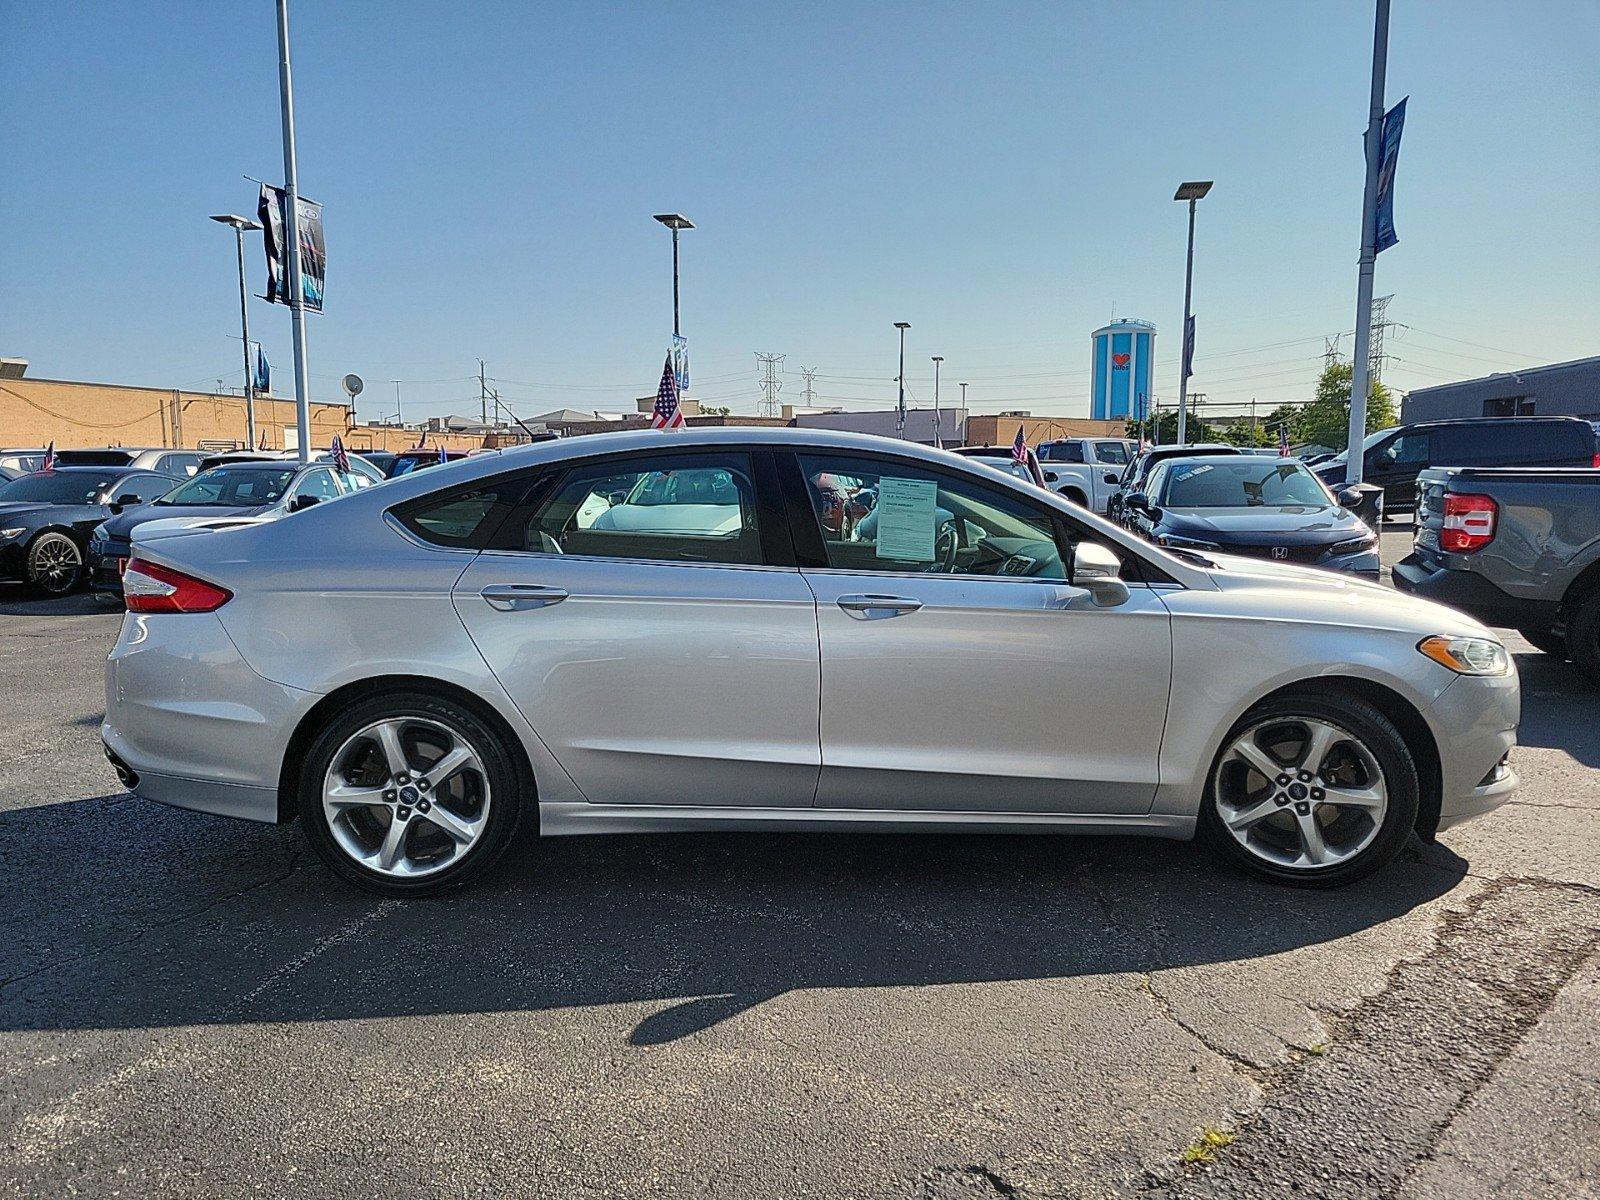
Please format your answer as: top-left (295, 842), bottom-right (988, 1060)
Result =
top-left (1, 523), bottom-right (1597, 1199)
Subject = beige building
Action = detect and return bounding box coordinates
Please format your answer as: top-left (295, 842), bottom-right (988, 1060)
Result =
top-left (0, 373), bottom-right (490, 455)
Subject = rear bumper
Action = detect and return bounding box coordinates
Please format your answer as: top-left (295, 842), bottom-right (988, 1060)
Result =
top-left (104, 610), bottom-right (317, 824)
top-left (1393, 553), bottom-right (1556, 629)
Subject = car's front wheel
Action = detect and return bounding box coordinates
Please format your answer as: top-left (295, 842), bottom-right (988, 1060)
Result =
top-left (27, 531), bottom-right (83, 596)
top-left (1198, 690), bottom-right (1418, 888)
top-left (298, 692), bottom-right (524, 897)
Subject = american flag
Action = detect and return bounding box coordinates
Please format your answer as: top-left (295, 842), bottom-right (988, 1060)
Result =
top-left (1278, 423), bottom-right (1291, 456)
top-left (330, 435), bottom-right (351, 474)
top-left (39, 442), bottom-right (56, 473)
top-left (651, 353), bottom-right (686, 430)
top-left (1010, 425), bottom-right (1028, 465)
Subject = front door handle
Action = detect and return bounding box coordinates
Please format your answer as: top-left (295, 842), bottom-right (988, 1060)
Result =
top-left (480, 584), bottom-right (569, 612)
top-left (837, 594), bottom-right (923, 619)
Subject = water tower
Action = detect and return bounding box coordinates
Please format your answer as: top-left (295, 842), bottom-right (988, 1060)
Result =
top-left (1091, 319), bottom-right (1156, 422)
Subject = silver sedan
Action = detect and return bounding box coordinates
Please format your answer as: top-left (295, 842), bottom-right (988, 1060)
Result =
top-left (103, 428), bottom-right (1519, 896)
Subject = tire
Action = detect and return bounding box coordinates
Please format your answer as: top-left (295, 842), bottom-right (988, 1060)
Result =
top-left (1517, 626), bottom-right (1569, 660)
top-left (1567, 591), bottom-right (1600, 682)
top-left (1198, 688), bottom-right (1419, 888)
top-left (297, 691), bottom-right (525, 897)
top-left (26, 531), bottom-right (84, 596)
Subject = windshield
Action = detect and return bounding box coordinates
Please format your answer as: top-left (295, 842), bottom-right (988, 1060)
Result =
top-left (157, 466), bottom-right (297, 507)
top-left (1161, 461), bottom-right (1332, 508)
top-left (0, 473), bottom-right (115, 504)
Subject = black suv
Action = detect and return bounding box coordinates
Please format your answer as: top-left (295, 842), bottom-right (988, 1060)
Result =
top-left (1313, 417), bottom-right (1599, 512)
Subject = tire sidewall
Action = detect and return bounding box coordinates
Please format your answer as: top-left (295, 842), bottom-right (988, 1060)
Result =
top-left (1198, 690), bottom-right (1420, 888)
top-left (298, 691), bottom-right (523, 896)
top-left (28, 531), bottom-right (83, 596)
top-left (1567, 592), bottom-right (1600, 680)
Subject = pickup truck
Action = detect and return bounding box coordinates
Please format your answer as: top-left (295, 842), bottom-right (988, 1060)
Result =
top-left (1032, 437), bottom-right (1136, 512)
top-left (1392, 466), bottom-right (1600, 676)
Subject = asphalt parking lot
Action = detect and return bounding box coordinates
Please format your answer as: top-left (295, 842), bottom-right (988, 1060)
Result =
top-left (1, 524), bottom-right (1597, 1199)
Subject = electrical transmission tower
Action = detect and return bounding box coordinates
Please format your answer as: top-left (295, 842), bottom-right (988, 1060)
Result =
top-left (1368, 294), bottom-right (1393, 384)
top-left (755, 352), bottom-right (785, 417)
top-left (798, 366), bottom-right (817, 409)
top-left (1324, 335), bottom-right (1342, 369)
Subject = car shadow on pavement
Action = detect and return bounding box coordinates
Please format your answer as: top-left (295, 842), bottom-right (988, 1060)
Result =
top-left (0, 791), bottom-right (1469, 1044)
top-left (1509, 648), bottom-right (1600, 768)
top-left (0, 584), bottom-right (117, 617)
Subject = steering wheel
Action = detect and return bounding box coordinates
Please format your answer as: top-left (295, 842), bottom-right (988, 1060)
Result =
top-left (923, 519), bottom-right (960, 573)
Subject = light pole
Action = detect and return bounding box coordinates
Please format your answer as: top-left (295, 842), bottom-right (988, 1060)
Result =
top-left (1173, 180), bottom-right (1213, 446)
top-left (653, 214), bottom-right (694, 339)
top-left (1344, 0), bottom-right (1392, 485)
top-left (275, 0), bottom-right (313, 463)
top-left (210, 213), bottom-right (264, 451)
top-left (931, 356), bottom-right (944, 448)
top-left (894, 322), bottom-right (911, 437)
top-left (390, 380), bottom-right (403, 427)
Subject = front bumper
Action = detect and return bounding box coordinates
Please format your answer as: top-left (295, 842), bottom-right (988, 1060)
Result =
top-left (103, 610), bottom-right (317, 824)
top-left (0, 539), bottom-right (28, 582)
top-left (88, 540), bottom-right (130, 594)
top-left (1392, 553), bottom-right (1555, 629)
top-left (1428, 668), bottom-right (1521, 831)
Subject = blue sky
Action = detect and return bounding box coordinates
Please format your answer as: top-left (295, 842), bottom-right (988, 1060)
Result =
top-left (3, 1), bottom-right (1597, 423)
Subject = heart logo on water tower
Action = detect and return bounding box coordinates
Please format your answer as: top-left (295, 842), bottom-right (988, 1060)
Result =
top-left (1112, 353), bottom-right (1131, 369)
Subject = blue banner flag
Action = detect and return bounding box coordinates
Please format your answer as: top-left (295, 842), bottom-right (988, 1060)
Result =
top-left (1374, 96), bottom-right (1407, 254)
top-left (672, 334), bottom-right (690, 394)
top-left (253, 345), bottom-right (270, 394)
top-left (1182, 315), bottom-right (1196, 380)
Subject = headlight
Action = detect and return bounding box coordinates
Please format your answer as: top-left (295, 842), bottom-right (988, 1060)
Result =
top-left (0, 527), bottom-right (24, 540)
top-left (1158, 534), bottom-right (1222, 550)
top-left (1418, 635), bottom-right (1511, 676)
top-left (1327, 532), bottom-right (1378, 556)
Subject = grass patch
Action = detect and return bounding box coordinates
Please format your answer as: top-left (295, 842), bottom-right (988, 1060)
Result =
top-left (1180, 1128), bottom-right (1236, 1165)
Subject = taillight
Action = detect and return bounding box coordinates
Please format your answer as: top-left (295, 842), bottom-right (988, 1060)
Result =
top-left (1592, 451), bottom-right (1600, 469)
top-left (1440, 493), bottom-right (1497, 553)
top-left (122, 558), bottom-right (232, 613)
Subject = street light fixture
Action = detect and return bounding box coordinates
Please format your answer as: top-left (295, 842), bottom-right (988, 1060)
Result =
top-left (893, 322), bottom-right (911, 438)
top-left (1172, 180), bottom-right (1213, 446)
top-left (931, 356), bottom-right (944, 449)
top-left (210, 213), bottom-right (265, 451)
top-left (653, 213), bottom-right (694, 340)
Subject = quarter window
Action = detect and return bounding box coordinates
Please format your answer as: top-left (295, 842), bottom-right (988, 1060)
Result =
top-left (796, 453), bottom-right (1066, 579)
top-left (525, 452), bottom-right (763, 565)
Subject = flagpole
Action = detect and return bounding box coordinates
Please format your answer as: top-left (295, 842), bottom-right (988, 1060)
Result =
top-left (1344, 0), bottom-right (1391, 486)
top-left (276, 0), bottom-right (313, 464)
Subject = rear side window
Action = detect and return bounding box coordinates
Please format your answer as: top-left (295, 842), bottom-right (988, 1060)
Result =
top-left (1093, 441), bottom-right (1131, 465)
top-left (395, 480), bottom-right (524, 549)
top-left (524, 452), bottom-right (763, 565)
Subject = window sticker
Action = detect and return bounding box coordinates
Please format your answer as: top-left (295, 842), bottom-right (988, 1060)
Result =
top-left (1173, 464), bottom-right (1214, 481)
top-left (874, 476), bottom-right (939, 562)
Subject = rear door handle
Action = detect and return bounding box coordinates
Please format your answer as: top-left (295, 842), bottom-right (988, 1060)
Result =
top-left (480, 584), bottom-right (569, 611)
top-left (837, 594), bottom-right (923, 619)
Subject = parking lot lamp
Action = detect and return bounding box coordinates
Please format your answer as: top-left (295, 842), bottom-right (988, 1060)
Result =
top-left (1173, 180), bottom-right (1213, 446)
top-left (894, 322), bottom-right (911, 437)
top-left (210, 213), bottom-right (264, 451)
top-left (653, 214), bottom-right (694, 339)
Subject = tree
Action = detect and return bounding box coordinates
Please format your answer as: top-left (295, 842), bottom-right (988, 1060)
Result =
top-left (1295, 361), bottom-right (1396, 451)
top-left (1125, 410), bottom-right (1218, 445)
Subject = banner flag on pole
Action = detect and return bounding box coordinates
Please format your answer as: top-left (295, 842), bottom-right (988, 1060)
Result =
top-left (672, 334), bottom-right (690, 394)
top-left (257, 183), bottom-right (326, 311)
top-left (1374, 96), bottom-right (1407, 254)
top-left (253, 345), bottom-right (270, 394)
top-left (1182, 315), bottom-right (1196, 381)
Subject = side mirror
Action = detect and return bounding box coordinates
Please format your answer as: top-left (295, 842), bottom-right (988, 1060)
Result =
top-left (1336, 486), bottom-right (1362, 508)
top-left (287, 494), bottom-right (321, 513)
top-left (1070, 541), bottom-right (1131, 608)
top-left (107, 503), bottom-right (124, 515)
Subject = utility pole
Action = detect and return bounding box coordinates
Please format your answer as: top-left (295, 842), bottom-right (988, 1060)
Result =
top-left (756, 352), bottom-right (784, 417)
top-left (931, 356), bottom-right (944, 449)
top-left (390, 380), bottom-right (402, 427)
top-left (1345, 0), bottom-right (1392, 484)
top-left (893, 322), bottom-right (910, 437)
top-left (959, 382), bottom-right (968, 409)
top-left (275, 0), bottom-right (313, 462)
top-left (479, 358), bottom-right (488, 425)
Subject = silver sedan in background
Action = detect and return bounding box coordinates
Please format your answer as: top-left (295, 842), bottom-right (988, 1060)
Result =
top-left (103, 428), bottom-right (1519, 897)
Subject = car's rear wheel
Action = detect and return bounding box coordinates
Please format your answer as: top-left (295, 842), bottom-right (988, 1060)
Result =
top-left (1567, 591), bottom-right (1600, 682)
top-left (1198, 690), bottom-right (1418, 888)
top-left (27, 532), bottom-right (83, 596)
top-left (298, 692), bottom-right (523, 896)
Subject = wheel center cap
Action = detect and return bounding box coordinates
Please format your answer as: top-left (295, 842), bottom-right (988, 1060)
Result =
top-left (1288, 782), bottom-right (1309, 801)
top-left (399, 786), bottom-right (420, 805)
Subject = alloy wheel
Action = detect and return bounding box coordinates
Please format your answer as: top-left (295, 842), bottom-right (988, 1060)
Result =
top-left (321, 716), bottom-right (492, 879)
top-left (32, 535), bottom-right (82, 594)
top-left (1212, 716), bottom-right (1388, 871)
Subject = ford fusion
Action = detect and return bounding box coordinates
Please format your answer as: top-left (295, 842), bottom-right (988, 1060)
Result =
top-left (1123, 455), bottom-right (1381, 578)
top-left (102, 429), bottom-right (1518, 897)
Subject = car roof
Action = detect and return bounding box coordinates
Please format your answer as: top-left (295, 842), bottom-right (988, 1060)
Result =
top-left (36, 464), bottom-right (148, 475)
